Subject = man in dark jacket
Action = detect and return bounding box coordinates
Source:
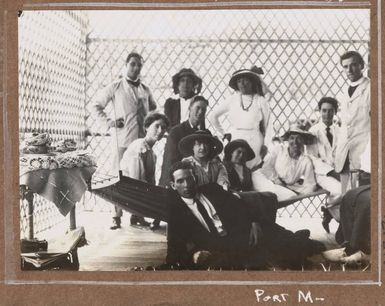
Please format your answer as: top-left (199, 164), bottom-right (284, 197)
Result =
top-left (164, 68), bottom-right (203, 128)
top-left (159, 96), bottom-right (208, 186)
top-left (166, 161), bottom-right (326, 269)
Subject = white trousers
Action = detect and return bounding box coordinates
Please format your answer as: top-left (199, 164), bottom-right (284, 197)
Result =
top-left (251, 170), bottom-right (296, 201)
top-left (316, 175), bottom-right (342, 221)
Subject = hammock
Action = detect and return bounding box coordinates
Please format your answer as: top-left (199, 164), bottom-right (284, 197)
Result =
top-left (91, 172), bottom-right (172, 222)
top-left (91, 172), bottom-right (328, 222)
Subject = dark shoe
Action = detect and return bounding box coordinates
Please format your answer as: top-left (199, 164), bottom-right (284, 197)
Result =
top-left (294, 229), bottom-right (311, 239)
top-left (130, 215), bottom-right (150, 227)
top-left (150, 220), bottom-right (161, 231)
top-left (110, 217), bottom-right (121, 230)
top-left (321, 206), bottom-right (332, 233)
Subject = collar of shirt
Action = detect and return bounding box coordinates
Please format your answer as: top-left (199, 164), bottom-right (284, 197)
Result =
top-left (188, 119), bottom-right (201, 130)
top-left (126, 76), bottom-right (140, 82)
top-left (283, 144), bottom-right (304, 162)
top-left (348, 76), bottom-right (365, 87)
top-left (181, 196), bottom-right (195, 206)
top-left (181, 193), bottom-right (225, 235)
top-left (319, 121), bottom-right (335, 135)
top-left (138, 138), bottom-right (152, 154)
top-left (197, 194), bottom-right (225, 235)
top-left (190, 156), bottom-right (211, 171)
top-left (125, 76), bottom-right (141, 87)
top-left (180, 96), bottom-right (192, 122)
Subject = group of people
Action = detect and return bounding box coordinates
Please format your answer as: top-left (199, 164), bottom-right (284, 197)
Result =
top-left (91, 49), bottom-right (371, 269)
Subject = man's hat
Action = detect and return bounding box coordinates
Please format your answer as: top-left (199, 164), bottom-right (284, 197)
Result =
top-left (228, 66), bottom-right (264, 91)
top-left (178, 130), bottom-right (223, 159)
top-left (224, 139), bottom-right (255, 162)
top-left (281, 124), bottom-right (316, 145)
top-left (172, 68), bottom-right (202, 95)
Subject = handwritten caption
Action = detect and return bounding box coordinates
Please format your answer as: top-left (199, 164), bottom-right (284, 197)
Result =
top-left (254, 289), bottom-right (325, 303)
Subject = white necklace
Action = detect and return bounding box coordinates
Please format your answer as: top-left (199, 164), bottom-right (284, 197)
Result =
top-left (240, 94), bottom-right (254, 111)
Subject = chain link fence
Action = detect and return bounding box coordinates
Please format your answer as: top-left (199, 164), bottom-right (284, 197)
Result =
top-left (18, 11), bottom-right (89, 237)
top-left (85, 9), bottom-right (369, 216)
top-left (19, 9), bottom-right (370, 236)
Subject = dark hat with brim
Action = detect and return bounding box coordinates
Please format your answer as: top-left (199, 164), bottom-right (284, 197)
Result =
top-left (224, 139), bottom-right (255, 162)
top-left (281, 125), bottom-right (316, 145)
top-left (172, 68), bottom-right (202, 95)
top-left (229, 66), bottom-right (263, 91)
top-left (178, 130), bottom-right (223, 159)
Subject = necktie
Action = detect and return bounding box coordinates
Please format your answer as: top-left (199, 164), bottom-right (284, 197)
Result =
top-left (348, 85), bottom-right (357, 97)
top-left (195, 199), bottom-right (217, 234)
top-left (126, 79), bottom-right (141, 87)
top-left (326, 126), bottom-right (333, 146)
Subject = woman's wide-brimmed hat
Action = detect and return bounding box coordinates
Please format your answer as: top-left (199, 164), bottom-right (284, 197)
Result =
top-left (178, 129), bottom-right (223, 159)
top-left (224, 139), bottom-right (255, 162)
top-left (228, 66), bottom-right (264, 91)
top-left (172, 68), bottom-right (202, 95)
top-left (281, 124), bottom-right (316, 145)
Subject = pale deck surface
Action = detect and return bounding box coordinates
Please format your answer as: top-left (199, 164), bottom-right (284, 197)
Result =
top-left (69, 211), bottom-right (339, 271)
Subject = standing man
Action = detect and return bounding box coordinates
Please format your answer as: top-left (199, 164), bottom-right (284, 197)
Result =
top-left (91, 52), bottom-right (157, 229)
top-left (164, 68), bottom-right (203, 128)
top-left (159, 96), bottom-right (208, 187)
top-left (307, 97), bottom-right (342, 232)
top-left (335, 51), bottom-right (370, 193)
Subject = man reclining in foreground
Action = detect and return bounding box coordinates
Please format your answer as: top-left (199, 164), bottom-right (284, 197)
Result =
top-left (166, 161), bottom-right (326, 270)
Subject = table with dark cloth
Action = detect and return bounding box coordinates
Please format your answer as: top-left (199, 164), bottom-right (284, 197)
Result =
top-left (19, 151), bottom-right (96, 238)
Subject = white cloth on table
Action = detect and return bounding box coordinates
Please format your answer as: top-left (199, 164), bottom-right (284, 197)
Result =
top-left (209, 92), bottom-right (272, 168)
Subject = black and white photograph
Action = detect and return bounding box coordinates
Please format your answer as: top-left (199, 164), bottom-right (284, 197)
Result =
top-left (18, 8), bottom-right (372, 273)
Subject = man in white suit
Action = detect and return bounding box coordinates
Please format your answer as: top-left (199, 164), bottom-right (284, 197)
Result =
top-left (307, 97), bottom-right (342, 232)
top-left (91, 52), bottom-right (157, 229)
top-left (334, 51), bottom-right (370, 193)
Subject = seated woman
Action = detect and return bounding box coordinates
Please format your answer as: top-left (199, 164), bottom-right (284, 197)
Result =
top-left (119, 111), bottom-right (170, 230)
top-left (223, 139), bottom-right (255, 192)
top-left (252, 124), bottom-right (317, 201)
top-left (178, 130), bottom-right (229, 189)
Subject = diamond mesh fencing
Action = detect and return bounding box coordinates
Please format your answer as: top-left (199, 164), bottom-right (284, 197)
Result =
top-left (18, 11), bottom-right (89, 237)
top-left (18, 9), bottom-right (370, 235)
top-left (85, 9), bottom-right (370, 217)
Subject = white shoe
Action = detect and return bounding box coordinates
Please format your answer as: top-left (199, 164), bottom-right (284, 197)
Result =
top-left (322, 247), bottom-right (347, 262)
top-left (342, 251), bottom-right (370, 264)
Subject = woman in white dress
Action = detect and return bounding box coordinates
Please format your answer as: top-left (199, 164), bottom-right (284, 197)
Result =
top-left (209, 66), bottom-right (272, 169)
